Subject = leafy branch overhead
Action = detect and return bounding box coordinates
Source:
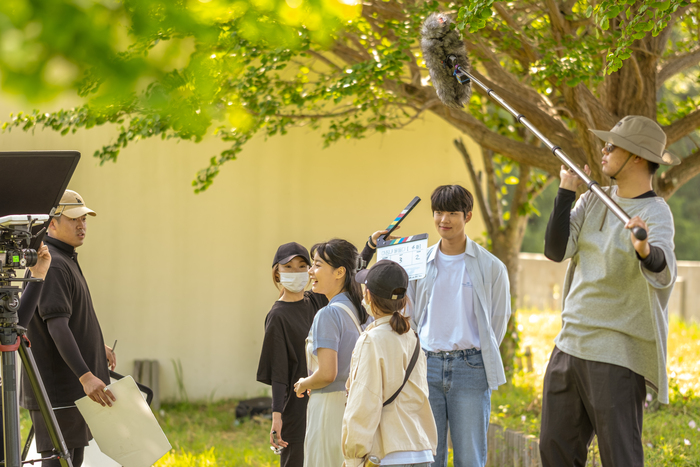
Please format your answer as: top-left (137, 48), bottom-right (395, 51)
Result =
top-left (1, 0), bottom-right (699, 196)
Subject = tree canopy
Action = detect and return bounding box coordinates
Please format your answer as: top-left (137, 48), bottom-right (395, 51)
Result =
top-left (2, 0), bottom-right (699, 196)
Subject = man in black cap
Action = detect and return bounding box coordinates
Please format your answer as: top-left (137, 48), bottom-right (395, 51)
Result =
top-left (21, 189), bottom-right (116, 467)
top-left (540, 116), bottom-right (680, 466)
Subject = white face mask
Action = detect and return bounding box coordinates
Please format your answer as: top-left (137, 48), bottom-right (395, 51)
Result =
top-left (362, 292), bottom-right (371, 311)
top-left (279, 272), bottom-right (309, 293)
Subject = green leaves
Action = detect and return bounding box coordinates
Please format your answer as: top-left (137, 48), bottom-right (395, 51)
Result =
top-left (455, 0), bottom-right (495, 33)
top-left (590, 0), bottom-right (690, 74)
top-left (0, 0), bottom-right (360, 101)
top-left (1, 0), bottom-right (698, 195)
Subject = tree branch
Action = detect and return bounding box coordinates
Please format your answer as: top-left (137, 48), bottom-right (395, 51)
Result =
top-left (256, 107), bottom-right (359, 120)
top-left (454, 138), bottom-right (495, 237)
top-left (330, 42), bottom-right (367, 65)
top-left (344, 32), bottom-right (373, 62)
top-left (543, 0), bottom-right (569, 42)
top-left (481, 147), bottom-right (503, 229)
top-left (656, 149), bottom-right (700, 199)
top-left (464, 39), bottom-right (546, 107)
top-left (307, 50), bottom-right (342, 72)
top-left (466, 69), bottom-right (578, 155)
top-left (362, 0), bottom-right (407, 23)
top-left (492, 2), bottom-right (538, 63)
top-left (505, 164), bottom-right (532, 246)
top-left (629, 55), bottom-right (645, 101)
top-left (664, 108), bottom-right (700, 146)
top-left (657, 46), bottom-right (700, 90)
top-left (479, 24), bottom-right (533, 69)
top-left (429, 102), bottom-right (564, 176)
top-left (533, 174), bottom-right (555, 200)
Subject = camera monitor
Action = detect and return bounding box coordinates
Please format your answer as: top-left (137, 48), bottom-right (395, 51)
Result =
top-left (0, 151), bottom-right (81, 218)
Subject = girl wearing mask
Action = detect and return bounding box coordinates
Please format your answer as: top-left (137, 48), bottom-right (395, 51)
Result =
top-left (258, 232), bottom-right (390, 467)
top-left (257, 242), bottom-right (327, 467)
top-left (294, 238), bottom-right (371, 467)
top-left (342, 260), bottom-right (437, 467)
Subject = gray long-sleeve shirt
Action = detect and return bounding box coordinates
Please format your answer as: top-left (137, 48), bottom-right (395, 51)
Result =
top-left (555, 186), bottom-right (677, 403)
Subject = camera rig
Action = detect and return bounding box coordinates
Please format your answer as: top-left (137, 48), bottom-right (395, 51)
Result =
top-left (0, 151), bottom-right (81, 467)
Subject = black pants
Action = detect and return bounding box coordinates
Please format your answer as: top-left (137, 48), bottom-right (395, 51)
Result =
top-left (539, 347), bottom-right (646, 467)
top-left (29, 408), bottom-right (90, 452)
top-left (280, 441), bottom-right (304, 467)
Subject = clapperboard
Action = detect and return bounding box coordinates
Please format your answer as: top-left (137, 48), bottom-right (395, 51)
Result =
top-left (377, 234), bottom-right (429, 280)
top-left (375, 196), bottom-right (428, 280)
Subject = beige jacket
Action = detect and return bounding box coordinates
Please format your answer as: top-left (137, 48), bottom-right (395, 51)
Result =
top-left (342, 316), bottom-right (437, 467)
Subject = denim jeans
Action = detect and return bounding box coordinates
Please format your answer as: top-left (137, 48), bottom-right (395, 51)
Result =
top-left (426, 349), bottom-right (491, 467)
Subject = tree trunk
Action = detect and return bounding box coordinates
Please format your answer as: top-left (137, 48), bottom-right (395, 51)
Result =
top-left (491, 234), bottom-right (522, 375)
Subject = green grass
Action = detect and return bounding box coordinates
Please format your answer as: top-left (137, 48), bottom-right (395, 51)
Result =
top-left (492, 309), bottom-right (700, 466)
top-left (153, 401), bottom-right (279, 466)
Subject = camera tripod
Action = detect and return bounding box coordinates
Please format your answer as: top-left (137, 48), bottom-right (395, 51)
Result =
top-left (1, 284), bottom-right (73, 467)
top-left (0, 150), bottom-right (85, 467)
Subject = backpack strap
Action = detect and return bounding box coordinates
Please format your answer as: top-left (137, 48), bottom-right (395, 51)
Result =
top-left (383, 331), bottom-right (421, 407)
top-left (335, 302), bottom-right (363, 334)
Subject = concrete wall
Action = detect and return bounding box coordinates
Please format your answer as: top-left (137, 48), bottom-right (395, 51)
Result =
top-left (517, 253), bottom-right (700, 322)
top-left (1, 95), bottom-right (485, 401)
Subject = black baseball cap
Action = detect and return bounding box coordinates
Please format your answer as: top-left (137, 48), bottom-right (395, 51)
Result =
top-left (355, 260), bottom-right (409, 300)
top-left (272, 242), bottom-right (311, 268)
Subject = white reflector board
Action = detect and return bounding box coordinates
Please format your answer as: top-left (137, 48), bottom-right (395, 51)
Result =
top-left (76, 376), bottom-right (171, 467)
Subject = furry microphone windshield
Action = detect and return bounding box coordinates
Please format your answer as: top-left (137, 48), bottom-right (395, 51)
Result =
top-left (420, 12), bottom-right (472, 109)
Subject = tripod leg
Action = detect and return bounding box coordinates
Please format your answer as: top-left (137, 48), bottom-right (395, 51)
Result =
top-left (21, 425), bottom-right (34, 461)
top-left (18, 339), bottom-right (73, 467)
top-left (1, 350), bottom-right (22, 467)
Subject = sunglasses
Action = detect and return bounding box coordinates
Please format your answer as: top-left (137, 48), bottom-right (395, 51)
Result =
top-left (603, 143), bottom-right (616, 153)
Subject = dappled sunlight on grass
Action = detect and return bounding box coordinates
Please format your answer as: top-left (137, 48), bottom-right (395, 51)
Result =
top-left (492, 309), bottom-right (700, 465)
top-left (667, 315), bottom-right (700, 398)
top-left (143, 310), bottom-right (698, 466)
top-left (152, 401), bottom-right (278, 467)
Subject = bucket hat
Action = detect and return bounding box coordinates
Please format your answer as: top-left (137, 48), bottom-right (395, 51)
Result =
top-left (590, 115), bottom-right (681, 166)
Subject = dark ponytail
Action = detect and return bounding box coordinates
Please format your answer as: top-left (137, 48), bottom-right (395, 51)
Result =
top-left (369, 293), bottom-right (410, 335)
top-left (389, 311), bottom-right (411, 335)
top-left (311, 239), bottom-right (368, 325)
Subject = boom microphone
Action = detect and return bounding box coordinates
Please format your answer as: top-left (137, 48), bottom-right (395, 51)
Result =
top-left (420, 12), bottom-right (472, 109)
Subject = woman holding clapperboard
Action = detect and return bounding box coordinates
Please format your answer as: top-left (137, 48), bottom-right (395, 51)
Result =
top-left (341, 260), bottom-right (437, 467)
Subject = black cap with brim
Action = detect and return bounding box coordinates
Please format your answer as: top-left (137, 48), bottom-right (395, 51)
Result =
top-left (272, 242), bottom-right (311, 268)
top-left (355, 260), bottom-right (409, 300)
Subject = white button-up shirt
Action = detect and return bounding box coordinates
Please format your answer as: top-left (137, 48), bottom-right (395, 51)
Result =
top-left (407, 237), bottom-right (512, 389)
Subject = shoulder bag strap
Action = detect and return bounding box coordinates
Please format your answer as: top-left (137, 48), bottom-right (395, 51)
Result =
top-left (383, 331), bottom-right (421, 407)
top-left (335, 302), bottom-right (363, 334)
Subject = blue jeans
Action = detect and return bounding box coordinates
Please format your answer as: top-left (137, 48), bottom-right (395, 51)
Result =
top-left (426, 349), bottom-right (491, 467)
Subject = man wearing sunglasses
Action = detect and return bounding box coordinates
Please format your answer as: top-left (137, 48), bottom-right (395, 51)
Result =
top-left (539, 115), bottom-right (680, 466)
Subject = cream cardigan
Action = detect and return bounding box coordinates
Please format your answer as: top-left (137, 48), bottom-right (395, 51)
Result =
top-left (341, 316), bottom-right (437, 467)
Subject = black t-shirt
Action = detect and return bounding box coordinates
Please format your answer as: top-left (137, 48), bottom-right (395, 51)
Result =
top-left (256, 291), bottom-right (327, 443)
top-left (21, 236), bottom-right (109, 409)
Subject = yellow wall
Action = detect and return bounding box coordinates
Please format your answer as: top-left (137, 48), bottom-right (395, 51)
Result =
top-left (1, 97), bottom-right (484, 400)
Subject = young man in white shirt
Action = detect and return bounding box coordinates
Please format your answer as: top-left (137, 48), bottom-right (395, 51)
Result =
top-left (408, 185), bottom-right (511, 467)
